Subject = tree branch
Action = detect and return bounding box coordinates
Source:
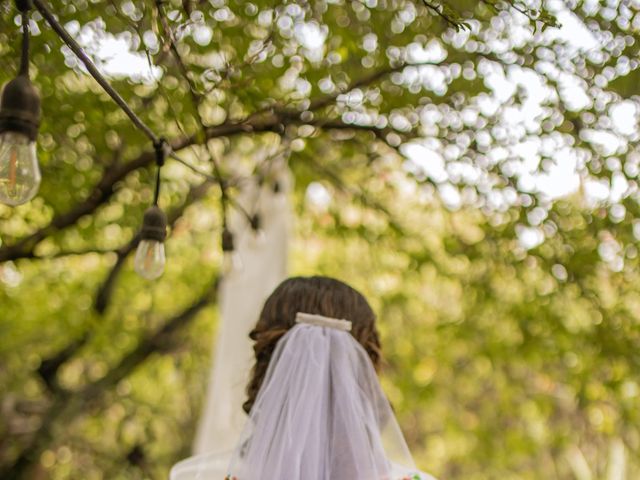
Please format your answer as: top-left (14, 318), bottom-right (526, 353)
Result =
top-left (420, 0), bottom-right (466, 30)
top-left (0, 135), bottom-right (190, 263)
top-left (28, 180), bottom-right (215, 396)
top-left (36, 333), bottom-right (89, 393)
top-left (306, 155), bottom-right (408, 236)
top-left (0, 63), bottom-right (420, 264)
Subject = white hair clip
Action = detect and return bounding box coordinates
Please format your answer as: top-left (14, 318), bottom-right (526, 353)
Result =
top-left (295, 312), bottom-right (353, 332)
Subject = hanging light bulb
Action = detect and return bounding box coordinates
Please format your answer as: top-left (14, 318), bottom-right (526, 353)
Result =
top-left (135, 238), bottom-right (166, 280)
top-left (248, 213), bottom-right (267, 249)
top-left (0, 130), bottom-right (40, 206)
top-left (134, 205), bottom-right (167, 280)
top-left (0, 5), bottom-right (41, 207)
top-left (221, 227), bottom-right (243, 276)
top-left (135, 140), bottom-right (168, 280)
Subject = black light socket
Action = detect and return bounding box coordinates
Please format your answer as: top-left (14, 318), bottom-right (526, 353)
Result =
top-left (250, 213), bottom-right (261, 231)
top-left (139, 206), bottom-right (167, 242)
top-left (222, 228), bottom-right (235, 252)
top-left (0, 75), bottom-right (41, 141)
top-left (15, 0), bottom-right (33, 12)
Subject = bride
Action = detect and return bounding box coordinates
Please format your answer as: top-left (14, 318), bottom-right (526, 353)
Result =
top-left (171, 276), bottom-right (436, 480)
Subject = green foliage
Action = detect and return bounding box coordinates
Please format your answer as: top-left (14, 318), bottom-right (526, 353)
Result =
top-left (1, 0), bottom-right (639, 479)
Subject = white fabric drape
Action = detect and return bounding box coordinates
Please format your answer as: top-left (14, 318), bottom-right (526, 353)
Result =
top-left (192, 162), bottom-right (291, 456)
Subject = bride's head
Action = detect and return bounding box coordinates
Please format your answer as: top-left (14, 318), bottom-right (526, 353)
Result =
top-left (243, 275), bottom-right (382, 413)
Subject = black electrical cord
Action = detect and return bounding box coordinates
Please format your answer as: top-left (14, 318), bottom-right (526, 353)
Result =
top-left (19, 10), bottom-right (29, 76)
top-left (153, 139), bottom-right (166, 206)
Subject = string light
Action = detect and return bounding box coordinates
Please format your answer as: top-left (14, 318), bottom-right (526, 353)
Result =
top-left (134, 140), bottom-right (168, 280)
top-left (221, 228), bottom-right (243, 276)
top-left (0, 1), bottom-right (41, 206)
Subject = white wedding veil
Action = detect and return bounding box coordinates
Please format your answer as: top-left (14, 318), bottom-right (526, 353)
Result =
top-left (171, 312), bottom-right (435, 480)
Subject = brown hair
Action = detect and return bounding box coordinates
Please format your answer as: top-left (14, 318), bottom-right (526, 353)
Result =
top-left (243, 276), bottom-right (381, 414)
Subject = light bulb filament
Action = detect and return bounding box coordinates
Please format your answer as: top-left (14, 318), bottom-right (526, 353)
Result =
top-left (0, 131), bottom-right (41, 206)
top-left (144, 243), bottom-right (154, 269)
top-left (8, 148), bottom-right (17, 196)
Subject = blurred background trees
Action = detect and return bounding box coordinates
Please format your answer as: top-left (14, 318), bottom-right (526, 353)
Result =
top-left (0, 0), bottom-right (639, 478)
